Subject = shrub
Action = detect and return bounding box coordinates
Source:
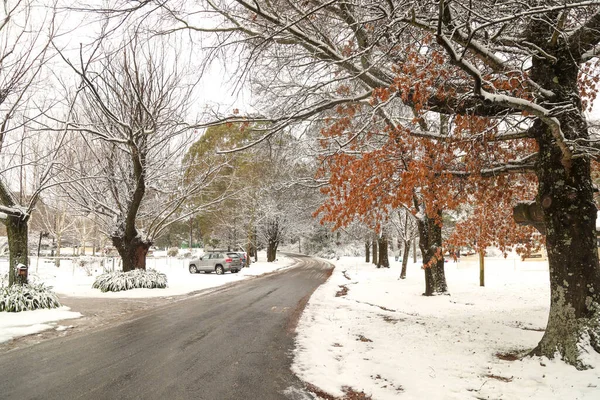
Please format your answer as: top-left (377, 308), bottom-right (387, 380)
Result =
top-left (78, 256), bottom-right (98, 276)
top-left (167, 247), bottom-right (179, 257)
top-left (92, 269), bottom-right (168, 293)
top-left (0, 283), bottom-right (61, 312)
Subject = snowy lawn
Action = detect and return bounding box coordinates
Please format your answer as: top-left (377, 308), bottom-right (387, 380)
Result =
top-left (293, 255), bottom-right (600, 400)
top-left (0, 252), bottom-right (294, 343)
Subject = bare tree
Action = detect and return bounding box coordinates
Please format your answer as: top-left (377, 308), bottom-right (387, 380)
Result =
top-left (390, 208), bottom-right (419, 279)
top-left (55, 35), bottom-right (232, 271)
top-left (0, 1), bottom-right (58, 285)
top-left (32, 196), bottom-right (76, 266)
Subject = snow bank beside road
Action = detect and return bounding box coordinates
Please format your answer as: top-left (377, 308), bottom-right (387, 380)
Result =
top-left (0, 252), bottom-right (295, 298)
top-left (0, 307), bottom-right (81, 343)
top-left (293, 256), bottom-right (600, 399)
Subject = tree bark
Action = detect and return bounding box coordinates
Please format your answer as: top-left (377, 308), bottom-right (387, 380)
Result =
top-left (266, 220), bottom-right (279, 262)
top-left (254, 226), bottom-right (258, 263)
top-left (400, 240), bottom-right (410, 279)
top-left (377, 232), bottom-right (390, 268)
top-left (112, 233), bottom-right (152, 272)
top-left (372, 234), bottom-right (378, 266)
top-left (524, 25), bottom-right (600, 366)
top-left (267, 239), bottom-right (278, 262)
top-left (413, 240), bottom-right (417, 263)
top-left (5, 215), bottom-right (29, 286)
top-left (415, 209), bottom-right (447, 296)
top-left (56, 233), bottom-right (62, 268)
top-left (479, 250), bottom-right (485, 287)
top-left (365, 240), bottom-right (370, 263)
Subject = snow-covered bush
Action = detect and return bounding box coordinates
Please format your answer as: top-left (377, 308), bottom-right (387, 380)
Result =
top-left (0, 283), bottom-right (61, 312)
top-left (92, 269), bottom-right (167, 292)
top-left (167, 247), bottom-right (179, 257)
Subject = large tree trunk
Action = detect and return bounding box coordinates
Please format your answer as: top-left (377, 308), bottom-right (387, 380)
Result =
top-left (400, 240), bottom-right (410, 279)
top-left (416, 209), bottom-right (447, 296)
top-left (266, 220), bottom-right (279, 262)
top-left (5, 215), bottom-right (29, 286)
top-left (267, 239), bottom-right (278, 262)
top-left (365, 240), bottom-right (370, 263)
top-left (377, 232), bottom-right (389, 268)
top-left (112, 234), bottom-right (152, 272)
top-left (528, 50), bottom-right (600, 367)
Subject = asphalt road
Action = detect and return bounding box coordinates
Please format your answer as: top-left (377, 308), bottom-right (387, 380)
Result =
top-left (0, 255), bottom-right (333, 400)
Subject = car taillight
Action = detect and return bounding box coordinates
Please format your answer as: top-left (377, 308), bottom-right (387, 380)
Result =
top-left (225, 258), bottom-right (232, 263)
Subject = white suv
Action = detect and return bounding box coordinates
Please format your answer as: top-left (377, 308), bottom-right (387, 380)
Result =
top-left (188, 252), bottom-right (241, 274)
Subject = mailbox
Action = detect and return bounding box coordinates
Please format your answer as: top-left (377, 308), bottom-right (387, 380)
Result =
top-left (15, 263), bottom-right (28, 282)
top-left (16, 264), bottom-right (27, 276)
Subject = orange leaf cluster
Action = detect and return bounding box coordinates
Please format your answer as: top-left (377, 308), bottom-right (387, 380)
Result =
top-left (579, 58), bottom-right (600, 112)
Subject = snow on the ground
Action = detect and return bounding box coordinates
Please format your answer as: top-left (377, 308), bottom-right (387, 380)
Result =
top-left (292, 255), bottom-right (600, 400)
top-left (0, 307), bottom-right (82, 343)
top-left (0, 251), bottom-right (294, 343)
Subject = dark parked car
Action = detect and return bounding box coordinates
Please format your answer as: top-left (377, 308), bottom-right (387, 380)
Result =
top-left (228, 251), bottom-right (249, 267)
top-left (188, 252), bottom-right (242, 274)
top-left (236, 252), bottom-right (249, 267)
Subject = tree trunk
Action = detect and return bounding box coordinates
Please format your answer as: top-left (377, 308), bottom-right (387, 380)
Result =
top-left (247, 226), bottom-right (256, 259)
top-left (112, 234), bottom-right (152, 272)
top-left (400, 240), bottom-right (410, 279)
top-left (415, 209), bottom-right (447, 296)
top-left (189, 217), bottom-right (193, 250)
top-left (56, 233), bottom-right (62, 268)
top-left (413, 240), bottom-right (417, 263)
top-left (267, 239), bottom-right (278, 262)
top-left (365, 240), bottom-right (370, 263)
top-left (479, 250), bottom-right (485, 287)
top-left (372, 234), bottom-right (378, 266)
top-left (254, 226), bottom-right (258, 263)
top-left (5, 215), bottom-right (29, 286)
top-left (377, 232), bottom-right (389, 268)
top-left (527, 39), bottom-right (600, 367)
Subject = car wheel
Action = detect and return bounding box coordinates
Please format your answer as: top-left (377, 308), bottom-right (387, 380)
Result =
top-left (215, 265), bottom-right (224, 275)
top-left (189, 265), bottom-right (198, 274)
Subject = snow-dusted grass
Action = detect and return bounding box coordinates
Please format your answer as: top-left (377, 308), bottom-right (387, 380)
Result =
top-left (92, 269), bottom-right (168, 292)
top-left (293, 255), bottom-right (600, 400)
top-left (0, 283), bottom-right (61, 312)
